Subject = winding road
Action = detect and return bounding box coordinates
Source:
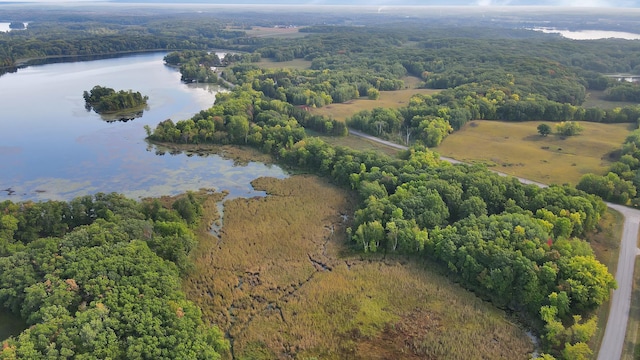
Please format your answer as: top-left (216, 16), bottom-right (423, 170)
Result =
top-left (348, 128), bottom-right (640, 360)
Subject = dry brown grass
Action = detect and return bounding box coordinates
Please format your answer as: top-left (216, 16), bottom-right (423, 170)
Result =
top-left (436, 120), bottom-right (633, 185)
top-left (311, 79), bottom-right (439, 122)
top-left (150, 143), bottom-right (275, 165)
top-left (241, 26), bottom-right (309, 39)
top-left (184, 175), bottom-right (533, 359)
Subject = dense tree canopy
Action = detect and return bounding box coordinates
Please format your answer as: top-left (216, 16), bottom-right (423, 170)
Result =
top-left (83, 85), bottom-right (148, 114)
top-left (0, 193), bottom-right (228, 359)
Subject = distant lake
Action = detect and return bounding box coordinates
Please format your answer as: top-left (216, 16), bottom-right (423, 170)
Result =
top-left (0, 52), bottom-right (288, 202)
top-left (0, 22), bottom-right (28, 32)
top-left (530, 27), bottom-right (640, 40)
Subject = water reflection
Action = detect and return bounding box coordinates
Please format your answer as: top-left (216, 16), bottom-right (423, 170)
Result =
top-left (0, 52), bottom-right (287, 202)
top-left (530, 27), bottom-right (640, 40)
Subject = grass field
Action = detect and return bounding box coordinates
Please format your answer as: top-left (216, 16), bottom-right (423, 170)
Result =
top-left (311, 78), bottom-right (439, 122)
top-left (184, 175), bottom-right (533, 360)
top-left (239, 26), bottom-right (309, 39)
top-left (435, 120), bottom-right (633, 185)
top-left (306, 129), bottom-right (402, 158)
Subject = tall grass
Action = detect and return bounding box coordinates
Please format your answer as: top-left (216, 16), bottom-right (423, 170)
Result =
top-left (183, 175), bottom-right (533, 359)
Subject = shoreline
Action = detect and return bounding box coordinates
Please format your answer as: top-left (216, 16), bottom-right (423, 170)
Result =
top-left (1, 47), bottom-right (239, 72)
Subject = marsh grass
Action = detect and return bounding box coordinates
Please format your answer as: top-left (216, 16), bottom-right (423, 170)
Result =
top-left (184, 175), bottom-right (533, 359)
top-left (436, 120), bottom-right (633, 185)
top-left (150, 143), bottom-right (275, 166)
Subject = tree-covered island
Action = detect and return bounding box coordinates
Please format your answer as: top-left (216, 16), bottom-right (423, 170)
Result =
top-left (8, 22), bottom-right (25, 30)
top-left (83, 85), bottom-right (148, 115)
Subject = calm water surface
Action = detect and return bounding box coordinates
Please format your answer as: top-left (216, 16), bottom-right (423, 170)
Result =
top-left (531, 27), bottom-right (640, 40)
top-left (0, 22), bottom-right (28, 33)
top-left (0, 52), bottom-right (287, 202)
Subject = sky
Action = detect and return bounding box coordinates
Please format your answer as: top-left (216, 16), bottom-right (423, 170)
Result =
top-left (1, 0), bottom-right (639, 6)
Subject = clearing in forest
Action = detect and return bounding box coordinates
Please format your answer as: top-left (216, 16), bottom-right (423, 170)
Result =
top-left (312, 77), bottom-right (439, 122)
top-left (244, 26), bottom-right (308, 39)
top-left (436, 120), bottom-right (632, 185)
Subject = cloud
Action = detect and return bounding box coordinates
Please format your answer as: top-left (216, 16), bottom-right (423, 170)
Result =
top-left (476, 0), bottom-right (514, 5)
top-left (474, 0), bottom-right (638, 5)
top-left (555, 0), bottom-right (615, 5)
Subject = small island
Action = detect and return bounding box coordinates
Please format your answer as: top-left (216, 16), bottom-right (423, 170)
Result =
top-left (83, 85), bottom-right (149, 119)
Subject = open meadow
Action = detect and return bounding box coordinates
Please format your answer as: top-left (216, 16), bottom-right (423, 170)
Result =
top-left (311, 77), bottom-right (439, 122)
top-left (435, 120), bottom-right (633, 185)
top-left (236, 26), bottom-right (309, 39)
top-left (183, 175), bottom-right (533, 360)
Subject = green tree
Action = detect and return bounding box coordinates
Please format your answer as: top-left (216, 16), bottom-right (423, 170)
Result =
top-left (561, 342), bottom-right (592, 360)
top-left (555, 121), bottom-right (583, 136)
top-left (537, 123), bottom-right (552, 137)
top-left (227, 116), bottom-right (250, 144)
top-left (366, 87), bottom-right (380, 100)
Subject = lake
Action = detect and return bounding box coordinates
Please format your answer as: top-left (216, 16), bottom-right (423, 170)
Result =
top-left (0, 52), bottom-right (288, 202)
top-left (530, 27), bottom-right (640, 40)
top-left (0, 22), bottom-right (28, 33)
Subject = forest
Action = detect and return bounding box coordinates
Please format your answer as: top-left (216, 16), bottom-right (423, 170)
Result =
top-left (0, 193), bottom-right (228, 358)
top-left (147, 84), bottom-right (614, 359)
top-left (2, 4), bottom-right (640, 360)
